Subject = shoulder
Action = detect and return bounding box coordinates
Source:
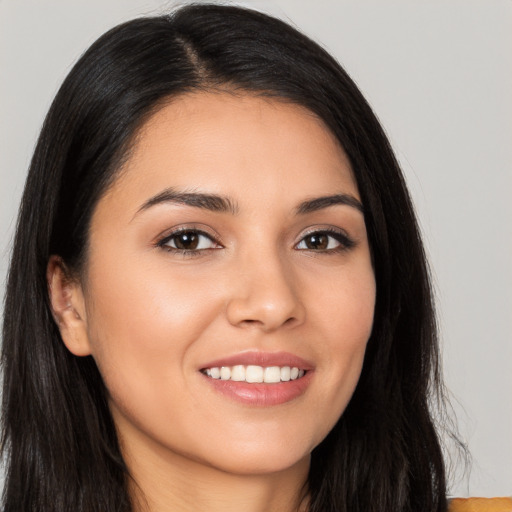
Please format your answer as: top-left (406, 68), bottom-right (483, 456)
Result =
top-left (449, 498), bottom-right (512, 512)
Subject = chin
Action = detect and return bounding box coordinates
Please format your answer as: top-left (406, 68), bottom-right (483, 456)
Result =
top-left (205, 449), bottom-right (311, 477)
top-left (191, 431), bottom-right (317, 477)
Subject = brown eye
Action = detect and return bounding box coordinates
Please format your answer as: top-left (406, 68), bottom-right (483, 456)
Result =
top-left (173, 231), bottom-right (200, 250)
top-left (159, 230), bottom-right (219, 252)
top-left (304, 233), bottom-right (329, 250)
top-left (296, 230), bottom-right (355, 252)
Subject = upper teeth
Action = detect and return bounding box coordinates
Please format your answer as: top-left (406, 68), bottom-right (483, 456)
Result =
top-left (203, 365), bottom-right (305, 383)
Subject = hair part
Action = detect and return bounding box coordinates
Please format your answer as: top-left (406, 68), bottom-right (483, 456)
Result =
top-left (2, 4), bottom-right (453, 511)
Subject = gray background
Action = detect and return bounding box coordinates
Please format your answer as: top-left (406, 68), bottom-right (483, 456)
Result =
top-left (1, 0), bottom-right (511, 498)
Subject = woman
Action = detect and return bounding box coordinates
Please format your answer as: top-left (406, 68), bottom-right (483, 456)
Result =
top-left (1, 4), bottom-right (452, 511)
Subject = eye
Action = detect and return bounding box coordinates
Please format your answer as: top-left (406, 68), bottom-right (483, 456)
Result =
top-left (296, 229), bottom-right (355, 252)
top-left (158, 229), bottom-right (220, 252)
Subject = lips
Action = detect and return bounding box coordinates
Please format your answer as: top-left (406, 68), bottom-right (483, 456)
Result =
top-left (199, 351), bottom-right (314, 406)
top-left (200, 351), bottom-right (314, 371)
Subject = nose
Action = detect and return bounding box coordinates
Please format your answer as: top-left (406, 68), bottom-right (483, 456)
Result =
top-left (225, 250), bottom-right (306, 332)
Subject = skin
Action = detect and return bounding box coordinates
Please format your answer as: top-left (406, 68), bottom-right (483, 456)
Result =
top-left (48, 92), bottom-right (376, 512)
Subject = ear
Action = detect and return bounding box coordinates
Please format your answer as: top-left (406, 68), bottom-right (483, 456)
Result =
top-left (47, 255), bottom-right (92, 357)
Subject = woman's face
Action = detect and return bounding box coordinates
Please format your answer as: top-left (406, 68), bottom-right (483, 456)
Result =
top-left (70, 92), bottom-right (375, 476)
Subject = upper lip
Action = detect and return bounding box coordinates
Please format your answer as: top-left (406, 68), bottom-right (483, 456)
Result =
top-left (199, 351), bottom-right (314, 370)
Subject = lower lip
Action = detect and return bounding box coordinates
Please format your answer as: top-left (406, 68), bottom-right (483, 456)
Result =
top-left (202, 371), bottom-right (313, 406)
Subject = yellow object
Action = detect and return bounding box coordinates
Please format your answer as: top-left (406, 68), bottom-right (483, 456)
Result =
top-left (449, 497), bottom-right (512, 512)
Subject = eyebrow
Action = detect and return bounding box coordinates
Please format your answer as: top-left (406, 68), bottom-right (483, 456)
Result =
top-left (136, 188), bottom-right (239, 216)
top-left (296, 194), bottom-right (364, 215)
top-left (135, 188), bottom-right (363, 218)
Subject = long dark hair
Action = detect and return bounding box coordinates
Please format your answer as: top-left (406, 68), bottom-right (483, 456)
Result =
top-left (2, 4), bottom-right (449, 511)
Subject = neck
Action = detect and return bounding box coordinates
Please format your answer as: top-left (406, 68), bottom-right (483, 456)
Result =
top-left (122, 431), bottom-right (310, 512)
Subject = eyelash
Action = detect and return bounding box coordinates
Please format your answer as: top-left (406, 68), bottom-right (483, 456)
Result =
top-left (297, 228), bottom-right (356, 254)
top-left (156, 227), bottom-right (355, 257)
top-left (156, 227), bottom-right (221, 257)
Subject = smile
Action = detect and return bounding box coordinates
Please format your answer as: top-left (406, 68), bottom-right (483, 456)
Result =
top-left (202, 365), bottom-right (306, 383)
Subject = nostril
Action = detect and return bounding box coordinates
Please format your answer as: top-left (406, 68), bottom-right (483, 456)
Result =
top-left (241, 319), bottom-right (259, 325)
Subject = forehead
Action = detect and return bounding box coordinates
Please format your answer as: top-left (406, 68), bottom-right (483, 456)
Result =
top-left (100, 91), bottom-right (359, 214)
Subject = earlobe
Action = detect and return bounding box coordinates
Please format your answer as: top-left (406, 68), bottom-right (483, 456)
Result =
top-left (47, 255), bottom-right (92, 357)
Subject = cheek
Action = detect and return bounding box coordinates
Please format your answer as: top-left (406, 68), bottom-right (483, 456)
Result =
top-left (87, 247), bottom-right (222, 337)
top-left (308, 256), bottom-right (376, 345)
top-left (305, 263), bottom-right (375, 414)
top-left (82, 255), bottom-right (223, 399)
